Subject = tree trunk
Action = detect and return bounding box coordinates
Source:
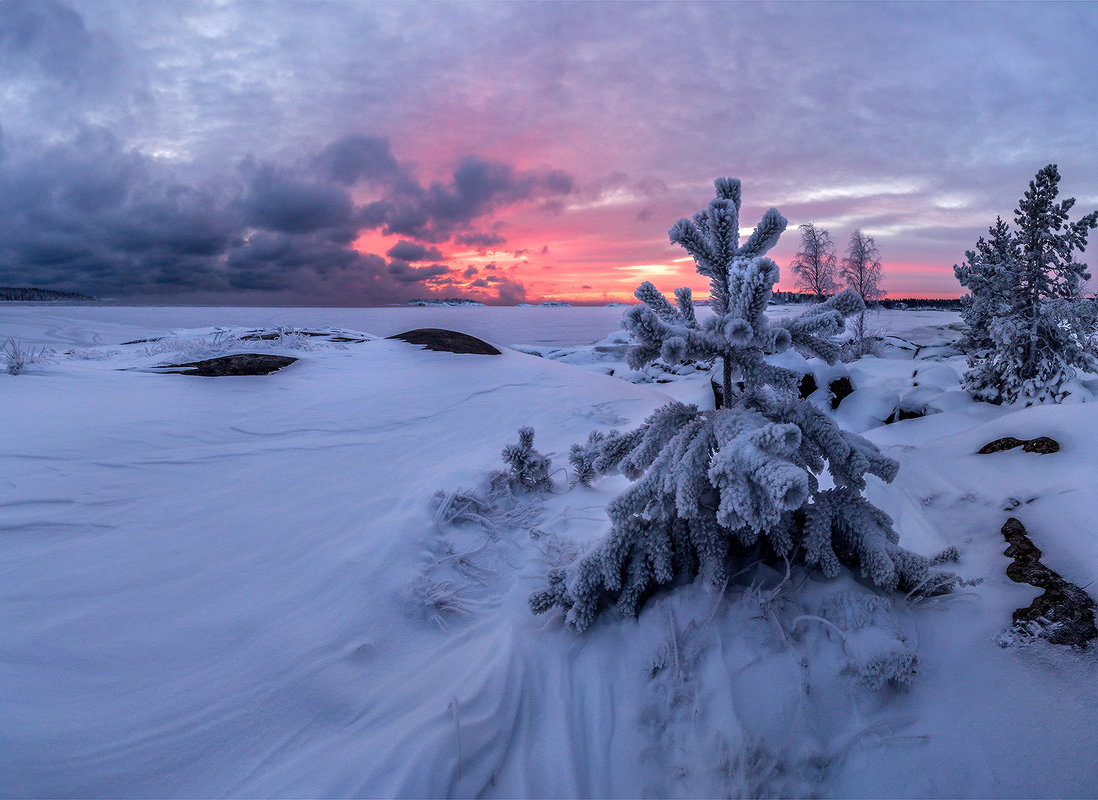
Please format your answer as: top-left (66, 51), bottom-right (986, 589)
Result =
top-left (723, 354), bottom-right (733, 408)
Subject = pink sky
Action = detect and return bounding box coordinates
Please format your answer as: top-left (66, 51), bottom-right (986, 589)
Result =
top-left (3, 2), bottom-right (1096, 305)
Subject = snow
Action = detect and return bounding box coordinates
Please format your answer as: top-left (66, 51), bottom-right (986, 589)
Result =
top-left (3, 304), bottom-right (1098, 797)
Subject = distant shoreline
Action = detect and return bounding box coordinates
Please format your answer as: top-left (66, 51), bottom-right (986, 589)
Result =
top-left (0, 290), bottom-right (964, 309)
top-left (0, 287), bottom-right (99, 302)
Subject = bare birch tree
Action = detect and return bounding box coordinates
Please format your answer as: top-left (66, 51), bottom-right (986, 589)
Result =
top-left (841, 230), bottom-right (883, 346)
top-left (790, 223), bottom-right (837, 301)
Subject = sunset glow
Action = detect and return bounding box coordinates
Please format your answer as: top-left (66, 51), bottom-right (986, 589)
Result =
top-left (2, 2), bottom-right (1096, 305)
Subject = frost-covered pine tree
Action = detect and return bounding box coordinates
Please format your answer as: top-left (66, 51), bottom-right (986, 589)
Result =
top-left (953, 217), bottom-right (1015, 355)
top-left (961, 165), bottom-right (1098, 405)
top-left (790, 223), bottom-right (838, 302)
top-left (531, 179), bottom-right (955, 632)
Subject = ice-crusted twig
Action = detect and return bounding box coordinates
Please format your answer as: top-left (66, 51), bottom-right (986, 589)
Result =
top-left (792, 614), bottom-right (849, 641)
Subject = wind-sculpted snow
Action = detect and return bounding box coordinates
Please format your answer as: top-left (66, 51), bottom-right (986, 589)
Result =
top-left (3, 307), bottom-right (1098, 797)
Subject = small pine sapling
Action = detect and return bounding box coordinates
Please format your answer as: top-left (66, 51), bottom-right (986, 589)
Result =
top-left (532, 178), bottom-right (956, 632)
top-left (499, 426), bottom-right (552, 493)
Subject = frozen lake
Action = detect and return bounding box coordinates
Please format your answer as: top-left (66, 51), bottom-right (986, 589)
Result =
top-left (0, 303), bottom-right (961, 350)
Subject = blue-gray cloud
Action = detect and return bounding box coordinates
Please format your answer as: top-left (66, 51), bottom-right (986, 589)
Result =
top-left (2, 0), bottom-right (1097, 301)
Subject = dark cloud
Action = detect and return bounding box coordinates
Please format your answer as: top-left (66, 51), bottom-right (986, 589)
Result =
top-left (0, 121), bottom-right (537, 304)
top-left (386, 240), bottom-right (445, 262)
top-left (242, 163), bottom-right (353, 235)
top-left (313, 134), bottom-right (401, 186)
top-left (367, 156), bottom-right (573, 243)
top-left (0, 106), bottom-right (562, 303)
top-left (387, 261), bottom-right (452, 284)
top-left (456, 231), bottom-right (507, 250)
top-left (314, 156), bottom-right (570, 248)
top-left (493, 274), bottom-right (527, 305)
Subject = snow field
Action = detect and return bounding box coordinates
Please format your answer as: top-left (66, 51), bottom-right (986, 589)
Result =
top-left (2, 305), bottom-right (1098, 797)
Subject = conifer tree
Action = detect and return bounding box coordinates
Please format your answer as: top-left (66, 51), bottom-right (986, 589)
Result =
top-left (953, 217), bottom-right (1015, 355)
top-left (960, 165), bottom-right (1098, 404)
top-left (790, 223), bottom-right (838, 302)
top-left (531, 179), bottom-right (954, 632)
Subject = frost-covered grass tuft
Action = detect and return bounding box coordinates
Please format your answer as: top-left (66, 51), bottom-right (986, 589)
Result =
top-left (3, 337), bottom-right (46, 374)
top-left (412, 576), bottom-right (476, 629)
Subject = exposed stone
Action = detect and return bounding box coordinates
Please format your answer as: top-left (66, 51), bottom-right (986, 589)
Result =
top-left (1022, 436), bottom-right (1060, 454)
top-left (1000, 517), bottom-right (1096, 647)
top-left (978, 436), bottom-right (1060, 455)
top-left (154, 354), bottom-right (298, 377)
top-left (387, 328), bottom-right (501, 355)
top-left (829, 376), bottom-right (854, 410)
top-left (885, 407), bottom-right (926, 424)
top-left (979, 437), bottom-right (1025, 453)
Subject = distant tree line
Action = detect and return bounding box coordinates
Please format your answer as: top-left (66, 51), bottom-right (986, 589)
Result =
top-left (770, 290), bottom-right (960, 309)
top-left (878, 297), bottom-right (963, 310)
top-left (0, 286), bottom-right (97, 302)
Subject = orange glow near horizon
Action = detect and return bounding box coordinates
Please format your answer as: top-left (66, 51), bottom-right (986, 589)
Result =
top-left (353, 224), bottom-right (962, 304)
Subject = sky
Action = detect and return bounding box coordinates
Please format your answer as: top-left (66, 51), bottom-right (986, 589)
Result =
top-left (1, 0), bottom-right (1097, 306)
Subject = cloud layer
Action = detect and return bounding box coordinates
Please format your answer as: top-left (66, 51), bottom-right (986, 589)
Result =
top-left (2, 0), bottom-right (1097, 303)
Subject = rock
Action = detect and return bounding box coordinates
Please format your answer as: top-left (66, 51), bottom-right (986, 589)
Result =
top-left (979, 437), bottom-right (1025, 454)
top-left (978, 436), bottom-right (1060, 455)
top-left (387, 328), bottom-right (501, 355)
top-left (829, 376), bottom-right (854, 410)
top-left (154, 354), bottom-right (298, 376)
top-left (1022, 436), bottom-right (1060, 454)
top-left (885, 407), bottom-right (925, 424)
top-left (1000, 517), bottom-right (1096, 647)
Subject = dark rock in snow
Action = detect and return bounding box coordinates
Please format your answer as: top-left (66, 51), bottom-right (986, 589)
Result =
top-left (828, 376), bottom-right (854, 410)
top-left (1001, 517), bottom-right (1096, 647)
top-left (980, 437), bottom-right (1025, 453)
top-left (154, 354), bottom-right (298, 376)
top-left (1022, 436), bottom-right (1060, 454)
top-left (885, 407), bottom-right (926, 424)
top-left (388, 329), bottom-right (501, 355)
top-left (978, 436), bottom-right (1060, 455)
